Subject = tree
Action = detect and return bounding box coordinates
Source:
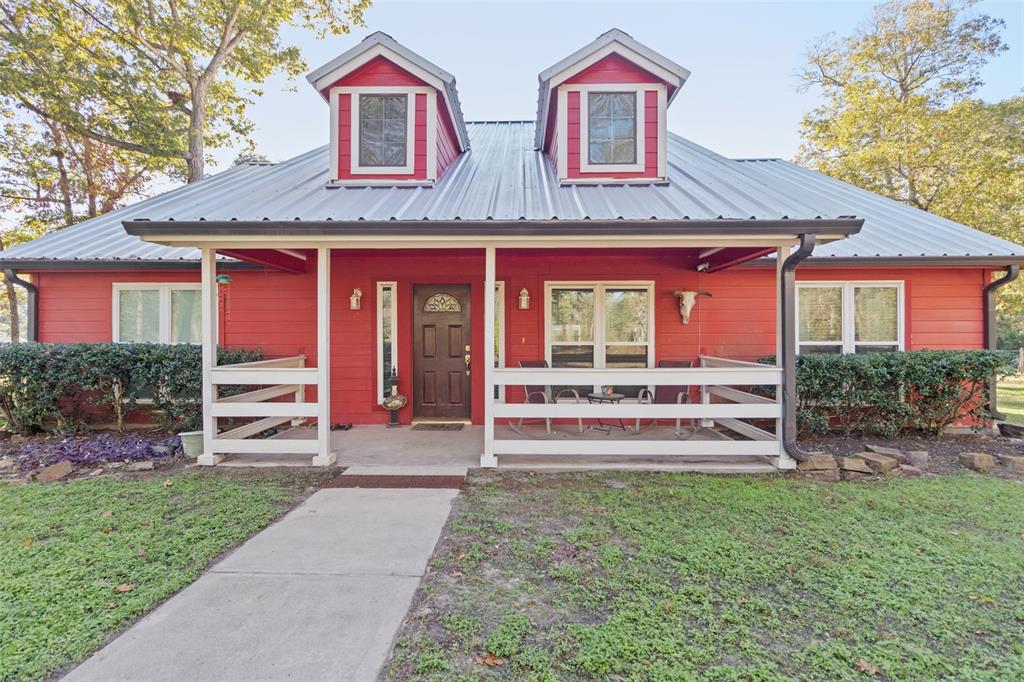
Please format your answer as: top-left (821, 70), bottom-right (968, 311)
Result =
top-left (797, 0), bottom-right (1023, 342)
top-left (0, 0), bottom-right (370, 183)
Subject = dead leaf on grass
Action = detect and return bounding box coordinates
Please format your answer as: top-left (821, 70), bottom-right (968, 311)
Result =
top-left (137, 548), bottom-right (148, 559)
top-left (113, 583), bottom-right (134, 593)
top-left (23, 537), bottom-right (33, 547)
top-left (449, 571), bottom-right (463, 578)
top-left (856, 659), bottom-right (879, 675)
top-left (483, 652), bottom-right (503, 667)
top-left (100, 510), bottom-right (113, 518)
top-left (106, 602), bottom-right (117, 609)
top-left (162, 479), bottom-right (173, 488)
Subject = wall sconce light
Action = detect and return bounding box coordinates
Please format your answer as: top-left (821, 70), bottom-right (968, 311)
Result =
top-left (673, 290), bottom-right (712, 324)
top-left (518, 288), bottom-right (531, 310)
top-left (349, 288), bottom-right (362, 310)
top-left (215, 274), bottom-right (232, 285)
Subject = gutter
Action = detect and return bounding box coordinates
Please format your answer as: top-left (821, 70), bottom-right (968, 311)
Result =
top-left (123, 217), bottom-right (864, 238)
top-left (745, 255), bottom-right (1024, 268)
top-left (4, 269), bottom-right (38, 342)
top-left (984, 265), bottom-right (1020, 420)
top-left (779, 234), bottom-right (817, 463)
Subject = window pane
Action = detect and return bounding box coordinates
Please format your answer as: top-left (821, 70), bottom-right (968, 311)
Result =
top-left (605, 289), bottom-right (648, 342)
top-left (855, 345), bottom-right (899, 353)
top-left (380, 286), bottom-right (394, 400)
top-left (550, 288), bottom-right (594, 342)
top-left (799, 344), bottom-right (843, 354)
top-left (551, 343), bottom-right (593, 400)
top-left (170, 290), bottom-right (200, 343)
top-left (118, 290), bottom-right (160, 343)
top-left (855, 287), bottom-right (898, 343)
top-left (359, 94), bottom-right (407, 167)
top-left (605, 344), bottom-right (648, 398)
top-left (798, 287), bottom-right (842, 342)
top-left (587, 92), bottom-right (636, 165)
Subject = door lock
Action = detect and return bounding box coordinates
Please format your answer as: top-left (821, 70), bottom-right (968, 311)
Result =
top-left (465, 353), bottom-right (471, 375)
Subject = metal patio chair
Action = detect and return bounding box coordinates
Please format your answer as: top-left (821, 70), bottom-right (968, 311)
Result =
top-left (636, 359), bottom-right (696, 436)
top-left (513, 360), bottom-right (584, 435)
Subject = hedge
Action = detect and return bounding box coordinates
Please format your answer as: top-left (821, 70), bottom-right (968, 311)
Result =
top-left (771, 350), bottom-right (1013, 436)
top-left (0, 344), bottom-right (260, 435)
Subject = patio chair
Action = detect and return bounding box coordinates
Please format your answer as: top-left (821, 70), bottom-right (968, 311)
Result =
top-left (514, 360), bottom-right (584, 435)
top-left (636, 359), bottom-right (696, 435)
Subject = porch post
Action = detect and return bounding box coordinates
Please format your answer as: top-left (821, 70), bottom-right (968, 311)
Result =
top-left (481, 246), bottom-right (498, 468)
top-left (312, 247), bottom-right (336, 466)
top-left (197, 248), bottom-right (222, 466)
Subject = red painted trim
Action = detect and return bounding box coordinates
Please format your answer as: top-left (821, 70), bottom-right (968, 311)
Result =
top-left (219, 249), bottom-right (307, 273)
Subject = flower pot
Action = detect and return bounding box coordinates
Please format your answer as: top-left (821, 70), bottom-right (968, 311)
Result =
top-left (178, 431), bottom-right (204, 459)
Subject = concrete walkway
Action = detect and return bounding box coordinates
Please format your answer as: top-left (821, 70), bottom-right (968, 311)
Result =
top-left (64, 486), bottom-right (458, 682)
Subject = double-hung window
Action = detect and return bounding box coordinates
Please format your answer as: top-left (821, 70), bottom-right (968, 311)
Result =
top-left (113, 283), bottom-right (201, 344)
top-left (350, 91), bottom-right (416, 174)
top-left (546, 282), bottom-right (653, 398)
top-left (797, 282), bottom-right (903, 354)
top-left (578, 86), bottom-right (646, 174)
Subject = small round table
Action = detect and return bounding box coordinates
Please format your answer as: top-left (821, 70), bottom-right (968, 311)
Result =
top-left (586, 392), bottom-right (627, 432)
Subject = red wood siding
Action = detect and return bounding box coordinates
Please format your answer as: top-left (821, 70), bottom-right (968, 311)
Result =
top-left (563, 53), bottom-right (662, 85)
top-left (324, 55), bottom-right (429, 90)
top-left (565, 89), bottom-right (659, 180)
top-left (436, 99), bottom-right (460, 178)
top-left (29, 258), bottom-right (988, 426)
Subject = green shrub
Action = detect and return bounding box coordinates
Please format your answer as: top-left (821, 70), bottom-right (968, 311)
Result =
top-left (769, 350), bottom-right (1013, 436)
top-left (0, 343), bottom-right (260, 434)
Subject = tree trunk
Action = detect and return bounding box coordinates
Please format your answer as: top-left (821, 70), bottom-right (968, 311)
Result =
top-left (186, 85), bottom-right (207, 183)
top-left (0, 237), bottom-right (19, 343)
top-left (83, 136), bottom-right (98, 218)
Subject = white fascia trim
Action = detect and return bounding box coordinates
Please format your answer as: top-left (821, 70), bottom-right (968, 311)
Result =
top-left (328, 86), bottom-right (438, 182)
top-left (112, 282), bottom-right (201, 344)
top-left (313, 43), bottom-right (467, 153)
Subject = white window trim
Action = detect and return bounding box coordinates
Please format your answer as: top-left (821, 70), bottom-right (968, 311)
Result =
top-left (578, 84), bottom-right (647, 173)
top-left (494, 281), bottom-right (506, 403)
top-left (376, 281), bottom-right (398, 404)
top-left (544, 280), bottom-right (655, 398)
top-left (112, 283), bottom-right (202, 344)
top-left (329, 85), bottom-right (437, 180)
top-left (556, 83), bottom-right (666, 181)
top-left (796, 281), bottom-right (905, 354)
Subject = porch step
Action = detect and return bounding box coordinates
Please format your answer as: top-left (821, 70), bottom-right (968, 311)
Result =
top-left (495, 457), bottom-right (778, 474)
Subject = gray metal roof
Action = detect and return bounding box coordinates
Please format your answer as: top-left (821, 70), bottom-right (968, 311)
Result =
top-left (2, 121), bottom-right (1021, 266)
top-left (534, 28), bottom-right (691, 149)
top-left (305, 31), bottom-right (469, 151)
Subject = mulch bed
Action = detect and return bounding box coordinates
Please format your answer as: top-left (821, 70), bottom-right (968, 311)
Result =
top-left (802, 432), bottom-right (1024, 479)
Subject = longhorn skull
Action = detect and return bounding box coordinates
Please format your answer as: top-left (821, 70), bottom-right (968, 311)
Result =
top-left (672, 290), bottom-right (712, 324)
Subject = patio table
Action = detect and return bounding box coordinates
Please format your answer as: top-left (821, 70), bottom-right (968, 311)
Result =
top-left (586, 392), bottom-right (628, 433)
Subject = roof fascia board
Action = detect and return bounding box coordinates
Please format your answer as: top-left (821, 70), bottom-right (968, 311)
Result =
top-left (0, 259), bottom-right (262, 271)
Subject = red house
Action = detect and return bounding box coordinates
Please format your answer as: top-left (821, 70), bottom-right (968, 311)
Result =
top-left (2, 30), bottom-right (1021, 470)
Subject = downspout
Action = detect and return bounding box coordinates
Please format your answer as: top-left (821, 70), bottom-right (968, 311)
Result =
top-left (984, 265), bottom-right (1019, 420)
top-left (4, 270), bottom-right (38, 342)
top-left (779, 234), bottom-right (816, 462)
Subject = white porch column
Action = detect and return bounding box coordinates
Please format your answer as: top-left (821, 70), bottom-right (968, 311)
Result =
top-left (776, 245), bottom-right (796, 470)
top-left (481, 246), bottom-right (498, 468)
top-left (197, 248), bottom-right (222, 466)
top-left (312, 247), bottom-right (336, 466)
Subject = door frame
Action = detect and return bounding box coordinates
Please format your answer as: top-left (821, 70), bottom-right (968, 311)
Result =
top-left (411, 283), bottom-right (473, 422)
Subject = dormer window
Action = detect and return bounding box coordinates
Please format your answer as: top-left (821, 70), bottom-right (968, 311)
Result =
top-left (306, 32), bottom-right (470, 186)
top-left (353, 92), bottom-right (415, 173)
top-left (534, 29), bottom-right (690, 184)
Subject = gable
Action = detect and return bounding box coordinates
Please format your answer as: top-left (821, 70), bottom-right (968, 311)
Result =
top-left (321, 55), bottom-right (431, 93)
top-left (563, 53), bottom-right (665, 86)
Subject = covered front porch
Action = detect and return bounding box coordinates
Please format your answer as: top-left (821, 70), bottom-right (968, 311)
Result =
top-left (123, 220), bottom-right (861, 472)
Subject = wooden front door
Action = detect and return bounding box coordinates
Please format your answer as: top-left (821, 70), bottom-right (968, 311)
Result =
top-left (412, 284), bottom-right (472, 420)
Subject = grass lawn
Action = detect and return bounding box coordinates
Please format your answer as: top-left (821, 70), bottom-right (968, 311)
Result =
top-left (0, 469), bottom-right (330, 681)
top-left (998, 375), bottom-right (1024, 423)
top-left (387, 472), bottom-right (1024, 681)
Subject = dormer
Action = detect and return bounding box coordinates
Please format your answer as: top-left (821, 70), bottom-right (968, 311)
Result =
top-left (535, 29), bottom-right (690, 185)
top-left (306, 32), bottom-right (469, 186)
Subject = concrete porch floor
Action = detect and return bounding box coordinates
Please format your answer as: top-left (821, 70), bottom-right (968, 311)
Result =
top-left (216, 424), bottom-right (778, 474)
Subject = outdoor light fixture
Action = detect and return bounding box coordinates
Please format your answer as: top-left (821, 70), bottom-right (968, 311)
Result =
top-left (215, 274), bottom-right (232, 285)
top-left (673, 290), bottom-right (712, 324)
top-left (350, 288), bottom-right (362, 310)
top-left (518, 288), bottom-right (531, 310)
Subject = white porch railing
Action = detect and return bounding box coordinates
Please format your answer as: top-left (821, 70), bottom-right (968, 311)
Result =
top-left (207, 355), bottom-right (319, 455)
top-left (489, 355), bottom-right (790, 466)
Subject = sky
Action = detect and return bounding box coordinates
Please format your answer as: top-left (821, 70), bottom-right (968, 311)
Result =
top-left (209, 0), bottom-right (1024, 174)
